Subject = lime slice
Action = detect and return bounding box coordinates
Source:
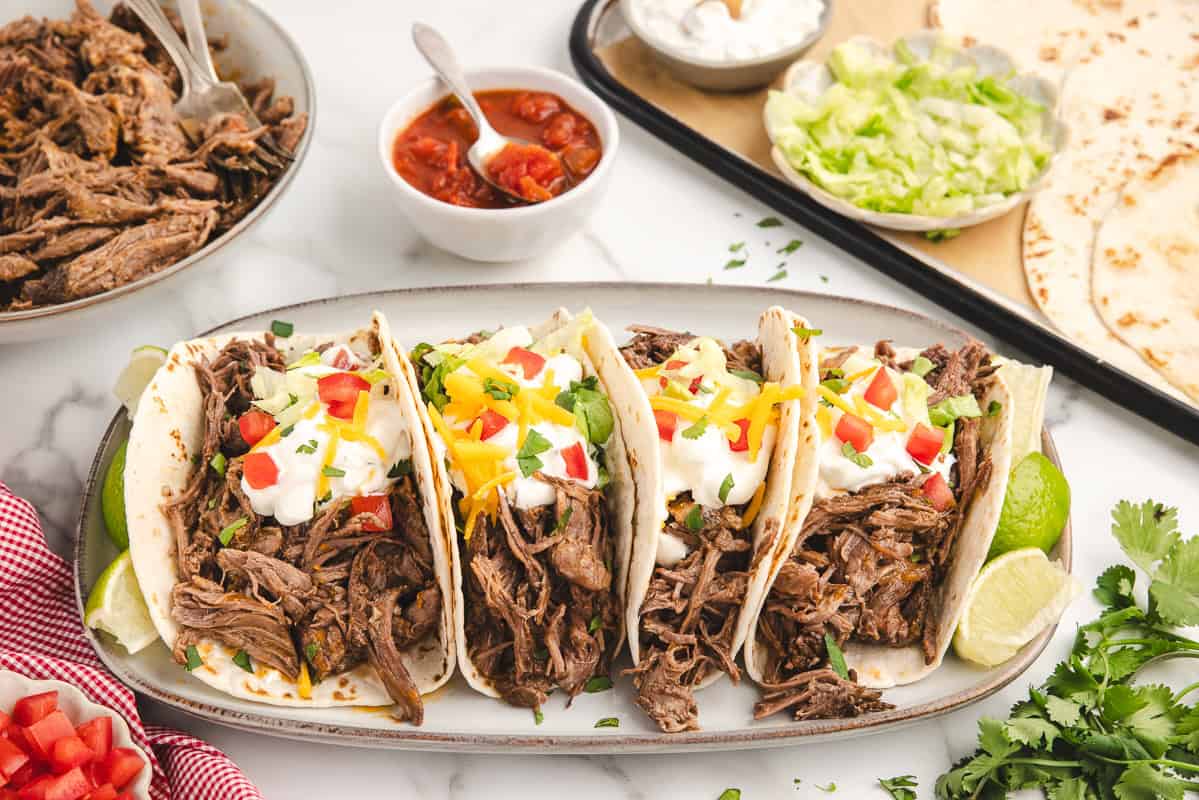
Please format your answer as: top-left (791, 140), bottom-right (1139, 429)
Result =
top-left (953, 547), bottom-right (1078, 667)
top-left (989, 452), bottom-right (1071, 559)
top-left (997, 361), bottom-right (1052, 464)
top-left (101, 440), bottom-right (128, 550)
top-left (114, 345), bottom-right (167, 419)
top-left (84, 550), bottom-right (158, 655)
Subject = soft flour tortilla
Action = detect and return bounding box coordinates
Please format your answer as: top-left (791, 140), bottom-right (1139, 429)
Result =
top-left (125, 312), bottom-right (456, 707)
top-left (1092, 151), bottom-right (1199, 403)
top-left (597, 306), bottom-right (818, 690)
top-left (402, 309), bottom-right (639, 700)
top-left (746, 346), bottom-right (1014, 689)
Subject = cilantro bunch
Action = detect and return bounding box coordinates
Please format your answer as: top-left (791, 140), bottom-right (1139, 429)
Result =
top-left (937, 500), bottom-right (1199, 800)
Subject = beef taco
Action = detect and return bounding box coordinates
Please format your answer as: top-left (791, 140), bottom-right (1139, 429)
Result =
top-left (124, 312), bottom-right (455, 724)
top-left (585, 307), bottom-right (818, 732)
top-left (745, 339), bottom-right (1015, 722)
top-left (404, 310), bottom-right (637, 712)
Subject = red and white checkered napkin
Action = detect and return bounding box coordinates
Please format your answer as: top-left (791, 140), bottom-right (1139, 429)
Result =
top-left (0, 482), bottom-right (263, 800)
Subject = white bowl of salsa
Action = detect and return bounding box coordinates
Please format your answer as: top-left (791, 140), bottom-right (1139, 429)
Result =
top-left (378, 66), bottom-right (619, 262)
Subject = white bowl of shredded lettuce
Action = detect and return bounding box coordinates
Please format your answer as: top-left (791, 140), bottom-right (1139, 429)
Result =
top-left (764, 32), bottom-right (1066, 232)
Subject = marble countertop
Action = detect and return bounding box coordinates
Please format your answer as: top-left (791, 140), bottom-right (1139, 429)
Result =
top-left (2, 0), bottom-right (1198, 797)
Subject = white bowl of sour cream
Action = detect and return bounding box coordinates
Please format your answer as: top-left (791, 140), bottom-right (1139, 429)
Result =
top-left (620, 0), bottom-right (830, 91)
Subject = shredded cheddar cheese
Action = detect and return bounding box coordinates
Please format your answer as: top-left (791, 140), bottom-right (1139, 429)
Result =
top-left (740, 483), bottom-right (767, 529)
top-left (297, 662), bottom-right (312, 699)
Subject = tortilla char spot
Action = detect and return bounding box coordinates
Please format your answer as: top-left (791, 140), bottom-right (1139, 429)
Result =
top-left (1107, 245), bottom-right (1141, 270)
top-left (1037, 287), bottom-right (1049, 302)
top-left (283, 692), bottom-right (293, 699)
top-left (962, 35), bottom-right (977, 47)
top-left (1143, 349), bottom-right (1169, 368)
top-left (1127, 16), bottom-right (1140, 28)
top-left (244, 681), bottom-right (269, 696)
top-left (1039, 45), bottom-right (1060, 62)
top-left (1117, 312), bottom-right (1139, 327)
top-left (154, 396), bottom-right (167, 414)
top-left (1103, 107), bottom-right (1125, 122)
top-left (333, 691), bottom-right (348, 701)
top-left (339, 677), bottom-right (349, 688)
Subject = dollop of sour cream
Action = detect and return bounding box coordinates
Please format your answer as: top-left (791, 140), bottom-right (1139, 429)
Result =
top-left (814, 349), bottom-right (955, 500)
top-left (241, 362), bottom-right (410, 527)
top-left (629, 0), bottom-right (825, 63)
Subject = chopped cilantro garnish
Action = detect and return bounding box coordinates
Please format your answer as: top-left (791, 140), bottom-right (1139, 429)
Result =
top-left (305, 642), bottom-right (319, 663)
top-left (184, 645), bottom-right (203, 671)
top-left (321, 465), bottom-right (346, 478)
top-left (819, 274), bottom-right (829, 283)
top-left (925, 228), bottom-right (961, 243)
top-left (556, 377), bottom-right (614, 446)
top-left (270, 320), bottom-right (294, 338)
top-left (533, 709), bottom-right (544, 725)
top-left (777, 239), bottom-right (804, 254)
top-left (681, 416), bottom-right (709, 439)
top-left (388, 459), bottom-right (412, 478)
top-left (584, 676), bottom-right (613, 693)
top-left (209, 452), bottom-right (226, 476)
top-left (910, 355), bottom-right (936, 377)
top-left (555, 506), bottom-right (573, 534)
top-left (588, 614), bottom-right (602, 633)
top-left (841, 441), bottom-right (873, 468)
top-left (724, 258), bottom-right (747, 270)
top-left (483, 376), bottom-right (518, 400)
top-left (987, 400), bottom-right (1002, 417)
top-left (821, 378), bottom-right (850, 394)
top-left (718, 473), bottom-right (735, 504)
top-left (685, 504), bottom-right (704, 532)
top-left (878, 775), bottom-right (917, 800)
top-left (718, 791), bottom-right (741, 800)
top-left (793, 326), bottom-right (822, 340)
top-left (824, 633), bottom-right (850, 679)
top-left (279, 424), bottom-right (295, 438)
top-left (768, 268), bottom-right (788, 282)
top-left (218, 517), bottom-right (247, 546)
top-left (730, 368), bottom-right (763, 384)
top-left (757, 216), bottom-right (783, 228)
top-left (729, 241), bottom-right (746, 252)
top-left (297, 439), bottom-right (319, 455)
top-left (516, 429), bottom-right (552, 477)
top-left (232, 650), bottom-right (253, 673)
top-left (594, 717), bottom-right (619, 728)
top-left (816, 782), bottom-right (837, 793)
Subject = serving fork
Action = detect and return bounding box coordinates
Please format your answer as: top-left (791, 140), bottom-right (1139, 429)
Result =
top-left (123, 0), bottom-right (293, 163)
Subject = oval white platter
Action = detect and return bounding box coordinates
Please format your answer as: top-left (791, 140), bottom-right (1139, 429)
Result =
top-left (74, 282), bottom-right (1071, 753)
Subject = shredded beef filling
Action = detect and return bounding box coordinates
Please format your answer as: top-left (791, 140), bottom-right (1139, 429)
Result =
top-left (753, 340), bottom-right (996, 722)
top-left (163, 336), bottom-right (439, 725)
top-left (0, 1), bottom-right (308, 310)
top-left (619, 327), bottom-right (762, 733)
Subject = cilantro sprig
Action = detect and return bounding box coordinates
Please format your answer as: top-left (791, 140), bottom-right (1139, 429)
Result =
top-left (936, 500), bottom-right (1199, 800)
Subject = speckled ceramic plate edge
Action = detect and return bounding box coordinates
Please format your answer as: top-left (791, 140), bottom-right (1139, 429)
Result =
top-left (72, 282), bottom-right (1072, 753)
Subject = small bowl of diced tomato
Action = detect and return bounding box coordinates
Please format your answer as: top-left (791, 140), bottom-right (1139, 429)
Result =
top-left (0, 672), bottom-right (150, 800)
top-left (378, 66), bottom-right (619, 262)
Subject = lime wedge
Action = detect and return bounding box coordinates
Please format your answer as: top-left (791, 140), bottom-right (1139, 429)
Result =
top-left (114, 345), bottom-right (167, 419)
top-left (989, 452), bottom-right (1071, 559)
top-left (953, 547), bottom-right (1078, 667)
top-left (85, 550), bottom-right (158, 655)
top-left (101, 440), bottom-right (128, 550)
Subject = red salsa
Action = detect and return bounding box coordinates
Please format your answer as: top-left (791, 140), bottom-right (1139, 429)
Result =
top-left (392, 89), bottom-right (602, 208)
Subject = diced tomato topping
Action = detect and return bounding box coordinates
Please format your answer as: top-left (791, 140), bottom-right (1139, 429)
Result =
top-left (501, 347), bottom-right (545, 380)
top-left (658, 360), bottom-right (702, 394)
top-left (47, 739), bottom-right (91, 776)
top-left (72, 720), bottom-right (108, 764)
top-left (561, 443), bottom-right (588, 481)
top-left (0, 739), bottom-right (30, 781)
top-left (317, 373), bottom-right (371, 419)
top-left (16, 775), bottom-right (51, 800)
top-left (835, 413), bottom-right (874, 452)
top-left (6, 764), bottom-right (37, 790)
top-left (921, 473), bottom-right (955, 511)
top-left (729, 418), bottom-right (751, 452)
top-left (42, 768), bottom-right (89, 800)
top-left (98, 751), bottom-right (141, 793)
top-left (23, 714), bottom-right (73, 762)
top-left (863, 369), bottom-right (897, 409)
top-left (0, 711), bottom-right (10, 733)
top-left (654, 409), bottom-right (678, 442)
top-left (12, 695), bottom-right (55, 729)
top-left (906, 423), bottom-right (945, 465)
top-left (113, 794), bottom-right (132, 800)
top-left (236, 411), bottom-right (276, 447)
top-left (350, 495), bottom-right (392, 532)
top-left (86, 786), bottom-right (116, 800)
top-left (242, 452), bottom-right (278, 490)
top-left (472, 409), bottom-right (509, 441)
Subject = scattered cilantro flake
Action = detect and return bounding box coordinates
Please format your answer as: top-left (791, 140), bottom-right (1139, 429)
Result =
top-left (218, 517), bottom-right (247, 546)
top-left (584, 676), bottom-right (613, 693)
top-left (821, 377), bottom-right (850, 394)
top-left (718, 473), bottom-right (735, 504)
top-left (841, 441), bottom-right (873, 468)
top-left (768, 268), bottom-right (788, 282)
top-left (209, 452), bottom-right (226, 476)
top-left (270, 319), bottom-right (294, 338)
top-left (184, 645), bottom-right (203, 671)
top-left (588, 614), bottom-right (602, 633)
top-left (757, 216), bottom-right (783, 228)
top-left (718, 791), bottom-right (741, 800)
top-left (279, 423), bottom-right (295, 438)
top-left (777, 239), bottom-right (804, 254)
top-left (556, 506), bottom-right (573, 534)
top-left (516, 429), bottom-right (553, 477)
top-left (730, 368), bottom-right (763, 384)
top-left (321, 465), bottom-right (346, 478)
top-left (533, 709), bottom-right (544, 726)
top-left (682, 416), bottom-right (709, 439)
top-left (925, 228), bottom-right (961, 243)
top-left (724, 258), bottom-right (747, 270)
top-left (297, 439), bottom-right (319, 455)
top-left (685, 504), bottom-right (704, 532)
top-left (232, 650), bottom-right (253, 673)
top-left (793, 326), bottom-right (822, 340)
top-left (816, 783), bottom-right (836, 793)
top-left (729, 241), bottom-right (746, 252)
top-left (819, 274), bottom-right (829, 283)
top-left (594, 717), bottom-right (619, 728)
top-left (987, 400), bottom-right (1002, 417)
top-left (483, 376), bottom-right (518, 400)
top-left (910, 356), bottom-right (936, 377)
top-left (305, 642), bottom-right (319, 663)
top-left (388, 459), bottom-right (412, 478)
top-left (824, 633), bottom-right (849, 680)
top-left (879, 775), bottom-right (917, 800)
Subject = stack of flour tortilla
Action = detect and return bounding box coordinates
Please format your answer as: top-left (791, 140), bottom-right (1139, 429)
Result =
top-left (932, 0), bottom-right (1199, 404)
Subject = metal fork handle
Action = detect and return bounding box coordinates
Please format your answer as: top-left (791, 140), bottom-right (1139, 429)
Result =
top-left (175, 0), bottom-right (219, 82)
top-left (124, 0), bottom-right (215, 95)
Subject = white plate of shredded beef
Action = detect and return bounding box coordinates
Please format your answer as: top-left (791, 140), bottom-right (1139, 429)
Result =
top-left (75, 283), bottom-right (1072, 753)
top-left (0, 0), bottom-right (314, 342)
